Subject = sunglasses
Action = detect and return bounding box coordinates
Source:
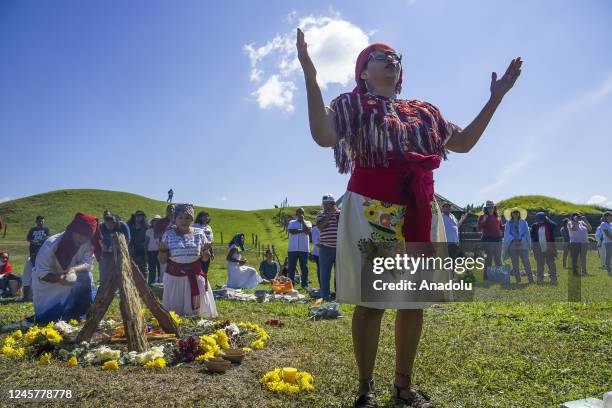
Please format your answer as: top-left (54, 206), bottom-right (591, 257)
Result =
top-left (368, 51), bottom-right (402, 64)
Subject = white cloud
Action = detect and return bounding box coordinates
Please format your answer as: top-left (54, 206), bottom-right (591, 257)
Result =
top-left (221, 196), bottom-right (227, 201)
top-left (243, 13), bottom-right (370, 111)
top-left (587, 194), bottom-right (612, 208)
top-left (252, 75), bottom-right (296, 112)
top-left (286, 10), bottom-right (297, 23)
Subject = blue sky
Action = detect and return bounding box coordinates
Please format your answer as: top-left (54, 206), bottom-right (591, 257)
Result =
top-left (1, 0), bottom-right (611, 210)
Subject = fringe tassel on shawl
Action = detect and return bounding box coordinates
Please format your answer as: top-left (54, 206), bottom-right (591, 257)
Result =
top-left (331, 92), bottom-right (458, 174)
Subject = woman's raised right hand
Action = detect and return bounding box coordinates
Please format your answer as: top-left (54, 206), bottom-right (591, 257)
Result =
top-left (296, 28), bottom-right (317, 79)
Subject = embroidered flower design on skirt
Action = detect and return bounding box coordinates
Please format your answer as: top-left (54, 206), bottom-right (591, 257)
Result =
top-left (361, 197), bottom-right (406, 244)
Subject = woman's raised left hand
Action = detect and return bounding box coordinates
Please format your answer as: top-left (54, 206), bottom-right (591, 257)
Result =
top-left (490, 57), bottom-right (523, 101)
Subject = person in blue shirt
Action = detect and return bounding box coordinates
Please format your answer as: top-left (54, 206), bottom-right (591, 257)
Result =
top-left (502, 207), bottom-right (533, 284)
top-left (98, 212), bottom-right (131, 286)
top-left (259, 249), bottom-right (280, 281)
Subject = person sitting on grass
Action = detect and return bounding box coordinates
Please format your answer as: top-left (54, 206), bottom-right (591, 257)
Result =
top-left (0, 251), bottom-right (22, 297)
top-left (31, 213), bottom-right (102, 323)
top-left (17, 257), bottom-right (33, 302)
top-left (158, 204), bottom-right (217, 318)
top-left (259, 249), bottom-right (280, 282)
top-left (226, 233), bottom-right (263, 289)
top-left (280, 256), bottom-right (289, 277)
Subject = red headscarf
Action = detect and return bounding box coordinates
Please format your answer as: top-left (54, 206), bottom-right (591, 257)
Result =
top-left (55, 212), bottom-right (103, 270)
top-left (353, 43), bottom-right (403, 94)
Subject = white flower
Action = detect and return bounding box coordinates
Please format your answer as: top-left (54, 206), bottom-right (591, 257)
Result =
top-left (132, 346), bottom-right (165, 365)
top-left (54, 321), bottom-right (79, 334)
top-left (84, 346), bottom-right (121, 364)
top-left (227, 323), bottom-right (240, 337)
top-left (196, 319), bottom-right (215, 328)
top-left (99, 319), bottom-right (117, 330)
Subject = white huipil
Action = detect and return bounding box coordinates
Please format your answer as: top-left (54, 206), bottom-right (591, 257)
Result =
top-left (226, 244), bottom-right (262, 289)
top-left (32, 232), bottom-right (95, 322)
top-left (161, 227), bottom-right (217, 317)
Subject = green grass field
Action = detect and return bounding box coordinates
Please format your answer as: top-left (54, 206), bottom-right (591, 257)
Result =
top-left (0, 190), bottom-right (610, 407)
top-left (495, 195), bottom-right (609, 215)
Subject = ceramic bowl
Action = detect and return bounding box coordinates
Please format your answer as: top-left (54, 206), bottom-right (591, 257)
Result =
top-left (221, 348), bottom-right (246, 364)
top-left (204, 357), bottom-right (231, 373)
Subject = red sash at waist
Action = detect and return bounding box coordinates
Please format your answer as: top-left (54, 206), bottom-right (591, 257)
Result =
top-left (166, 259), bottom-right (207, 310)
top-left (347, 152), bottom-right (441, 244)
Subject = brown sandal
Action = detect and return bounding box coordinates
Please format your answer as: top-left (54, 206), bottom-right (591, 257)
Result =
top-left (354, 379), bottom-right (378, 408)
top-left (392, 372), bottom-right (436, 408)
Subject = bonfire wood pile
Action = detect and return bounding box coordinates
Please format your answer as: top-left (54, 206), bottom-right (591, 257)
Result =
top-left (76, 233), bottom-right (179, 351)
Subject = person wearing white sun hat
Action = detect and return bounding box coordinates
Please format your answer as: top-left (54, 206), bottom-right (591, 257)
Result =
top-left (502, 207), bottom-right (533, 284)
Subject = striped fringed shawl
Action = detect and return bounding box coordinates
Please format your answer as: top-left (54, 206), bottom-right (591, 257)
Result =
top-left (330, 92), bottom-right (461, 174)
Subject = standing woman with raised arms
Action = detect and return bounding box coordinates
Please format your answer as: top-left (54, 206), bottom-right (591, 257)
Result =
top-left (296, 28), bottom-right (522, 407)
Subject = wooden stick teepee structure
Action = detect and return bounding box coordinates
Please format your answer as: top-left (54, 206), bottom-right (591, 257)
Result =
top-left (76, 233), bottom-right (179, 351)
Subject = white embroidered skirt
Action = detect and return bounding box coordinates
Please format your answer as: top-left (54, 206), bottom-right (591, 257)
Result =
top-left (162, 273), bottom-right (218, 318)
top-left (336, 190), bottom-right (452, 309)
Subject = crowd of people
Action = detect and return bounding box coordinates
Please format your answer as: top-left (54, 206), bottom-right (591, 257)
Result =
top-left (3, 196), bottom-right (611, 316)
top-left (440, 200), bottom-right (612, 285)
top-left (0, 204), bottom-right (220, 322)
top-left (0, 192), bottom-right (342, 321)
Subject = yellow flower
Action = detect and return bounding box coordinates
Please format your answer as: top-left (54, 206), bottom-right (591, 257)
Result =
top-left (242, 347), bottom-right (252, 353)
top-left (150, 317), bottom-right (159, 326)
top-left (41, 327), bottom-right (63, 343)
top-left (3, 337), bottom-right (16, 347)
top-left (3, 346), bottom-right (26, 359)
top-left (68, 319), bottom-right (79, 326)
top-left (67, 356), bottom-right (78, 366)
top-left (102, 360), bottom-right (119, 370)
top-left (260, 368), bottom-right (315, 394)
top-left (144, 357), bottom-right (166, 369)
top-left (37, 352), bottom-right (52, 365)
top-left (169, 311), bottom-right (182, 325)
top-left (251, 339), bottom-right (265, 350)
top-left (260, 368), bottom-right (282, 383)
top-left (364, 204), bottom-right (380, 222)
top-left (238, 322), bottom-right (269, 349)
top-left (24, 326), bottom-right (41, 345)
top-left (212, 329), bottom-right (230, 349)
top-left (11, 330), bottom-right (23, 340)
top-left (297, 372), bottom-right (315, 391)
top-left (24, 326), bottom-right (63, 345)
top-left (198, 335), bottom-right (221, 358)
